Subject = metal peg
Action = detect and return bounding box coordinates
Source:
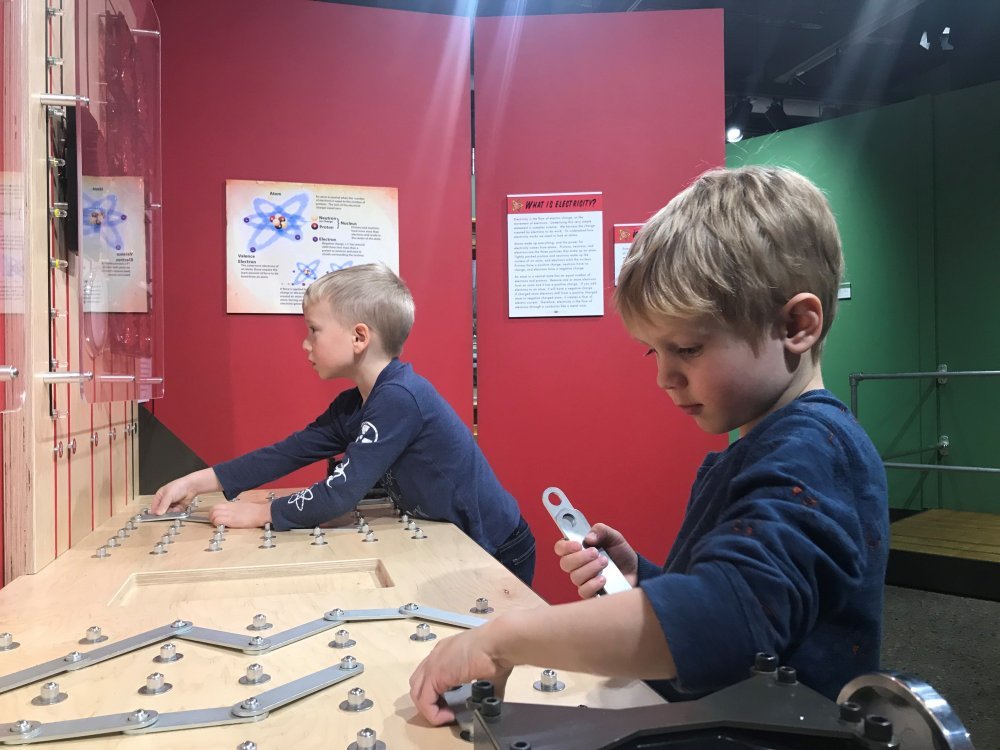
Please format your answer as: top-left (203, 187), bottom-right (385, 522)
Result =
top-left (138, 672), bottom-right (172, 695)
top-left (362, 530), bottom-right (377, 543)
top-left (339, 686), bottom-right (374, 712)
top-left (410, 623), bottom-right (436, 642)
top-left (150, 542), bottom-right (167, 555)
top-left (239, 663), bottom-right (271, 685)
top-left (347, 727), bottom-right (385, 750)
top-left (206, 539), bottom-right (222, 552)
top-left (154, 642), bottom-right (183, 663)
top-left (311, 527), bottom-right (328, 545)
top-left (248, 614), bottom-right (273, 631)
top-left (80, 626), bottom-right (107, 645)
top-left (329, 629), bottom-right (356, 649)
top-left (32, 681), bottom-right (67, 705)
top-left (161, 534), bottom-right (173, 546)
top-left (471, 597), bottom-right (494, 614)
top-left (93, 546), bottom-right (110, 559)
top-left (339, 655), bottom-right (359, 671)
top-left (411, 527), bottom-right (426, 539)
top-left (0, 632), bottom-right (20, 651)
top-left (237, 743), bottom-right (258, 750)
top-left (358, 522), bottom-right (370, 534)
top-left (259, 536), bottom-right (276, 549)
top-left (533, 668), bottom-right (565, 692)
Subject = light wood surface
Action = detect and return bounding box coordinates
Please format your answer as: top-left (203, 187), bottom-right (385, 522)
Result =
top-left (890, 509), bottom-right (1000, 562)
top-left (0, 490), bottom-right (663, 747)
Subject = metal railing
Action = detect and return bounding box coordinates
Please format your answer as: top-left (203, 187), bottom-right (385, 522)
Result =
top-left (849, 365), bottom-right (1000, 475)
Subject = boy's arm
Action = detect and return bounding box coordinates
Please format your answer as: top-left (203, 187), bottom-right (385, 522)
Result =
top-left (269, 384), bottom-right (421, 529)
top-left (213, 394), bottom-right (355, 499)
top-left (410, 588), bottom-right (675, 725)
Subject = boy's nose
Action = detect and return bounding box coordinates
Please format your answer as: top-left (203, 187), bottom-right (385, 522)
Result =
top-left (302, 338), bottom-right (310, 352)
top-left (657, 363), bottom-right (685, 391)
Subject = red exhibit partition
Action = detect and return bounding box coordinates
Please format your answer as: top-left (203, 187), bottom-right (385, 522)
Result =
top-left (152, 0), bottom-right (472, 489)
top-left (474, 10), bottom-right (727, 602)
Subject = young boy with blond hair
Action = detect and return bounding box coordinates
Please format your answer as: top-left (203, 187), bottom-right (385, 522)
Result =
top-left (409, 166), bottom-right (888, 722)
top-left (152, 263), bottom-right (535, 584)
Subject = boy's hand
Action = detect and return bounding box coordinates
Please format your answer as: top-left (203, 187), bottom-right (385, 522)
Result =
top-left (409, 626), bottom-right (512, 726)
top-left (554, 523), bottom-right (639, 598)
top-left (151, 468), bottom-right (221, 515)
top-left (208, 501), bottom-right (272, 529)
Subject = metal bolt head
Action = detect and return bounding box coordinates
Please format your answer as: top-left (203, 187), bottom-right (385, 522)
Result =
top-left (402, 602), bottom-right (419, 611)
top-left (401, 513), bottom-right (409, 524)
top-left (412, 527), bottom-right (426, 539)
top-left (312, 526), bottom-right (323, 537)
top-left (241, 697), bottom-right (260, 710)
top-left (406, 520), bottom-right (416, 531)
top-left (64, 651), bottom-right (82, 662)
top-left (40, 682), bottom-right (60, 701)
top-left (95, 546), bottom-right (109, 558)
top-left (261, 537), bottom-right (275, 548)
top-left (329, 607), bottom-right (346, 618)
top-left (159, 643), bottom-right (176, 660)
top-left (364, 530), bottom-right (376, 542)
top-left (237, 742), bottom-right (258, 750)
top-left (359, 522), bottom-right (370, 534)
top-left (167, 526), bottom-right (178, 536)
top-left (147, 673), bottom-right (164, 690)
top-left (85, 626), bottom-right (102, 642)
top-left (161, 534), bottom-right (171, 545)
top-left (356, 728), bottom-right (377, 750)
top-left (249, 635), bottom-right (265, 647)
top-left (207, 539), bottom-right (222, 552)
top-left (477, 597), bottom-right (489, 610)
top-left (216, 524), bottom-right (226, 533)
top-left (247, 664), bottom-right (263, 680)
top-left (336, 630), bottom-right (351, 645)
top-left (117, 528), bottom-right (127, 539)
top-left (130, 709), bottom-right (149, 722)
top-left (213, 531), bottom-right (225, 542)
top-left (11, 719), bottom-right (32, 734)
top-left (0, 633), bottom-right (12, 647)
top-left (541, 669), bottom-right (557, 687)
top-left (107, 537), bottom-right (119, 548)
top-left (349, 686), bottom-right (366, 707)
top-left (253, 614), bottom-right (267, 629)
top-left (534, 668), bottom-right (565, 692)
top-left (171, 619), bottom-right (189, 629)
top-left (340, 655), bottom-right (358, 670)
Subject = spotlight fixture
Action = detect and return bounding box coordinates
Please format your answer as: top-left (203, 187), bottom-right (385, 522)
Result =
top-left (764, 99), bottom-right (790, 131)
top-left (726, 98), bottom-right (752, 143)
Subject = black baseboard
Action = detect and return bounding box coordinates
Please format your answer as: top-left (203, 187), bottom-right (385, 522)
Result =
top-left (138, 407), bottom-right (209, 495)
top-left (886, 549), bottom-right (1000, 602)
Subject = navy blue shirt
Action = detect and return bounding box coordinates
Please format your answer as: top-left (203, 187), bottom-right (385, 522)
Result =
top-left (637, 389), bottom-right (888, 701)
top-left (214, 359), bottom-right (521, 553)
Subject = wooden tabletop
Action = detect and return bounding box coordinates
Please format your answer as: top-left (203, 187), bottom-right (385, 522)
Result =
top-left (0, 491), bottom-right (663, 748)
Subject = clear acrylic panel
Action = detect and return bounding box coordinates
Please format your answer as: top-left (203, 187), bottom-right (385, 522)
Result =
top-left (0, 0), bottom-right (29, 413)
top-left (77, 0), bottom-right (163, 402)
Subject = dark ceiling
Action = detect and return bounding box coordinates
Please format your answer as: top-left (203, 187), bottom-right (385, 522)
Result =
top-left (317, 0), bottom-right (1000, 138)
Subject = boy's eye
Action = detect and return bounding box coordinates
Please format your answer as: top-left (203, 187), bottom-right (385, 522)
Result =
top-left (676, 346), bottom-right (702, 357)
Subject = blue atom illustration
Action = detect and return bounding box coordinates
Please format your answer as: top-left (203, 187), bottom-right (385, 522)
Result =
top-left (82, 193), bottom-right (127, 252)
top-left (293, 259), bottom-right (321, 286)
top-left (330, 259), bottom-right (354, 273)
top-left (244, 193), bottom-right (309, 252)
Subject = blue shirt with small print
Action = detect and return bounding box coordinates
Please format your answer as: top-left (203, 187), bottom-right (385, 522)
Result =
top-left (637, 389), bottom-right (888, 701)
top-left (213, 359), bottom-right (521, 553)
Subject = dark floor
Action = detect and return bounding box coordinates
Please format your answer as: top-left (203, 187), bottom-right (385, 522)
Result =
top-left (882, 585), bottom-right (1000, 749)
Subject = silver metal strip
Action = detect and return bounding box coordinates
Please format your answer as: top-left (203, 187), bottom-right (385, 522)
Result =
top-left (97, 374), bottom-right (136, 382)
top-left (67, 623), bottom-right (195, 670)
top-left (134, 509), bottom-right (189, 522)
top-left (0, 710), bottom-right (157, 745)
top-left (231, 662), bottom-right (365, 717)
top-left (265, 618), bottom-right (343, 650)
top-left (36, 93), bottom-right (90, 107)
top-left (0, 366), bottom-right (18, 381)
top-left (884, 462), bottom-right (1000, 475)
top-left (38, 371), bottom-right (93, 384)
top-left (0, 655), bottom-right (77, 695)
top-left (340, 608), bottom-right (410, 622)
top-left (403, 605), bottom-right (486, 630)
top-left (124, 707), bottom-right (264, 734)
top-left (176, 627), bottom-right (270, 653)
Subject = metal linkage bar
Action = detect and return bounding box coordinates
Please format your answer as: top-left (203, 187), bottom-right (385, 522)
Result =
top-left (0, 710), bottom-right (158, 745)
top-left (231, 661), bottom-right (365, 718)
top-left (124, 706), bottom-right (262, 734)
top-left (263, 618), bottom-right (344, 651)
top-left (0, 623), bottom-right (193, 694)
top-left (401, 604), bottom-right (486, 630)
top-left (327, 608), bottom-right (409, 623)
top-left (175, 627), bottom-right (270, 654)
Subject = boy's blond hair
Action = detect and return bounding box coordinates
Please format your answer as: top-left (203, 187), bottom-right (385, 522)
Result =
top-left (616, 166), bottom-right (843, 360)
top-left (303, 263), bottom-right (415, 357)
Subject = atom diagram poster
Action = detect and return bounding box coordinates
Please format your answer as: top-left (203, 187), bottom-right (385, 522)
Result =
top-left (226, 180), bottom-right (399, 314)
top-left (612, 223), bottom-right (643, 285)
top-left (80, 175), bottom-right (148, 313)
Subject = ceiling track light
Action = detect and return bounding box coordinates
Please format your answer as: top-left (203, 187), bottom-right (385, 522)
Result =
top-left (726, 98), bottom-right (752, 143)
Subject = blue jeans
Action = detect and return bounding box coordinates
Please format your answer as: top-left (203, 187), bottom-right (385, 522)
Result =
top-left (495, 515), bottom-right (535, 586)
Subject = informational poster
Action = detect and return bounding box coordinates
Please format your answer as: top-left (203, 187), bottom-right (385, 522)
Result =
top-left (0, 172), bottom-right (26, 314)
top-left (507, 192), bottom-right (603, 318)
top-left (80, 175), bottom-right (149, 313)
top-left (613, 223), bottom-right (644, 285)
top-left (226, 179), bottom-right (399, 314)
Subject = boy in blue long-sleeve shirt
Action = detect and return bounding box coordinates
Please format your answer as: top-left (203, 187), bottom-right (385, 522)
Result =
top-left (152, 263), bottom-right (535, 585)
top-left (409, 166), bottom-right (888, 723)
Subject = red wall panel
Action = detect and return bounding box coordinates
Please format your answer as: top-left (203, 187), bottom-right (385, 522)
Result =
top-left (153, 0), bottom-right (472, 489)
top-left (475, 10), bottom-right (727, 602)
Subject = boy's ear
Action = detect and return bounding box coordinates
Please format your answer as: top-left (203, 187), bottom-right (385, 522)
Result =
top-left (780, 293), bottom-right (823, 354)
top-left (351, 323), bottom-right (372, 353)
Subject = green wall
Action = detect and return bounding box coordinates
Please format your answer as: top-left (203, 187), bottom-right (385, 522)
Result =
top-left (933, 80), bottom-right (1000, 512)
top-left (727, 98), bottom-right (939, 510)
top-left (728, 82), bottom-right (1000, 513)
